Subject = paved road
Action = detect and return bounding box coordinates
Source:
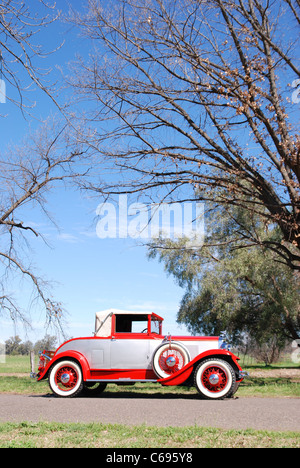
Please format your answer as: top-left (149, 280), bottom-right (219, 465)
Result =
top-left (0, 394), bottom-right (299, 431)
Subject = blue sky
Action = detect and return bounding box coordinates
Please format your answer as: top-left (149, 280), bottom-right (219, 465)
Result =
top-left (0, 0), bottom-right (190, 343)
top-left (0, 185), bottom-right (190, 342)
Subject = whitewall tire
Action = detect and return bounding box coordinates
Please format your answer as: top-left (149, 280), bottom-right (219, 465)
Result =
top-left (194, 358), bottom-right (236, 400)
top-left (49, 360), bottom-right (84, 398)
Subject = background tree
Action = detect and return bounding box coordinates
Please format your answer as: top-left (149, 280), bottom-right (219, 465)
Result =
top-left (33, 335), bottom-right (57, 354)
top-left (70, 0), bottom-right (300, 270)
top-left (4, 334), bottom-right (57, 355)
top-left (148, 202), bottom-right (300, 350)
top-left (4, 335), bottom-right (33, 355)
top-left (4, 335), bottom-right (23, 355)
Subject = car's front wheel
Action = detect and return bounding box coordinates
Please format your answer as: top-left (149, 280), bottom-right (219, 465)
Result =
top-left (194, 358), bottom-right (236, 400)
top-left (49, 360), bottom-right (84, 398)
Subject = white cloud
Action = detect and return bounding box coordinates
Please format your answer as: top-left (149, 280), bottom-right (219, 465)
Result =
top-left (57, 233), bottom-right (81, 244)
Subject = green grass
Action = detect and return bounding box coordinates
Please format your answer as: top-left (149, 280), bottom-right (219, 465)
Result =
top-left (0, 354), bottom-right (35, 373)
top-left (0, 421), bottom-right (299, 448)
top-left (238, 377), bottom-right (300, 398)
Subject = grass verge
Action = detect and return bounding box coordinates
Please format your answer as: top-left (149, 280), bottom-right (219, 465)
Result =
top-left (0, 421), bottom-right (299, 448)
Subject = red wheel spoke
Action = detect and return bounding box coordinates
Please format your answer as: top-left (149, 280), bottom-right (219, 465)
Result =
top-left (55, 366), bottom-right (78, 391)
top-left (158, 349), bottom-right (185, 375)
top-left (201, 366), bottom-right (228, 393)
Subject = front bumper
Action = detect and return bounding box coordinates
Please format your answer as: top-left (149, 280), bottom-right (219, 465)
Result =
top-left (237, 370), bottom-right (249, 381)
top-left (30, 351), bottom-right (54, 381)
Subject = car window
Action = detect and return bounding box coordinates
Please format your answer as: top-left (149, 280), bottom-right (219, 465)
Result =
top-left (131, 319), bottom-right (148, 333)
top-left (115, 314), bottom-right (149, 333)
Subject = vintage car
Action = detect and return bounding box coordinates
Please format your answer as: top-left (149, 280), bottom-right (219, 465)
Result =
top-left (32, 309), bottom-right (247, 400)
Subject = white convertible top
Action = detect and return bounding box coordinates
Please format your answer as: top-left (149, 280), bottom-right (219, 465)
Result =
top-left (94, 309), bottom-right (154, 337)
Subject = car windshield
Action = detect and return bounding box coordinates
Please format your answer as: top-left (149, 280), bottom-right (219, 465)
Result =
top-left (151, 317), bottom-right (162, 334)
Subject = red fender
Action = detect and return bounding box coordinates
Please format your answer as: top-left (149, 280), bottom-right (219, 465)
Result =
top-left (37, 350), bottom-right (91, 382)
top-left (158, 349), bottom-right (242, 386)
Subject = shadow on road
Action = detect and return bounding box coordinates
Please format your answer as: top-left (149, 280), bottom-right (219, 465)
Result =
top-left (30, 390), bottom-right (210, 400)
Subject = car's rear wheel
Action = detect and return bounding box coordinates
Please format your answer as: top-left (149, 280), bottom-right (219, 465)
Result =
top-left (152, 342), bottom-right (190, 379)
top-left (194, 358), bottom-right (236, 400)
top-left (49, 360), bottom-right (84, 398)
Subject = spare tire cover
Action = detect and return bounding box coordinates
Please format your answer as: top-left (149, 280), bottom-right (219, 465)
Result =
top-left (152, 342), bottom-right (190, 379)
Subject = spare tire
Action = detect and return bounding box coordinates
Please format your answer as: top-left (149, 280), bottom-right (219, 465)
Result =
top-left (152, 342), bottom-right (190, 379)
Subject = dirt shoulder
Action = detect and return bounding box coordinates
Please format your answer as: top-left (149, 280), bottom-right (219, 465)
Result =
top-left (0, 373), bottom-right (29, 377)
top-left (247, 368), bottom-right (300, 379)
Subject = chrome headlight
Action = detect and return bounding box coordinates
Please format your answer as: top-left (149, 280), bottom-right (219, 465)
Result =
top-left (218, 331), bottom-right (231, 351)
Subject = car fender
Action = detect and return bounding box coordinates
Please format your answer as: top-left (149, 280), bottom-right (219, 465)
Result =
top-left (37, 350), bottom-right (91, 382)
top-left (158, 349), bottom-right (242, 386)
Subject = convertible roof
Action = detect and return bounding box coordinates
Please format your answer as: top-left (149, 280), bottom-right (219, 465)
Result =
top-left (94, 309), bottom-right (163, 337)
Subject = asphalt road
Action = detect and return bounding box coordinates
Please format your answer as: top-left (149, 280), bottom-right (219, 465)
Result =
top-left (0, 394), bottom-right (299, 431)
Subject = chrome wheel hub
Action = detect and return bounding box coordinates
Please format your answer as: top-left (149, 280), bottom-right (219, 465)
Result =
top-left (208, 373), bottom-right (220, 385)
top-left (61, 373), bottom-right (71, 384)
top-left (166, 356), bottom-right (176, 368)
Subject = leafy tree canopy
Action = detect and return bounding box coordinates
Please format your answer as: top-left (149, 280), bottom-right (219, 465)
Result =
top-left (149, 201), bottom-right (300, 345)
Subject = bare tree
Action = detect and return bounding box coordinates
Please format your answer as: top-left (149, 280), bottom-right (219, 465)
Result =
top-left (0, 118), bottom-right (86, 337)
top-left (0, 0), bottom-right (62, 114)
top-left (0, 1), bottom-right (86, 336)
top-left (69, 0), bottom-right (300, 269)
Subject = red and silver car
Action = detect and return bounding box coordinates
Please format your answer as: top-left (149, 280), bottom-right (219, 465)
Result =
top-left (33, 309), bottom-right (247, 400)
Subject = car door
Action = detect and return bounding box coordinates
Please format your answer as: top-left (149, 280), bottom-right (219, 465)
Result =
top-left (110, 336), bottom-right (151, 369)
